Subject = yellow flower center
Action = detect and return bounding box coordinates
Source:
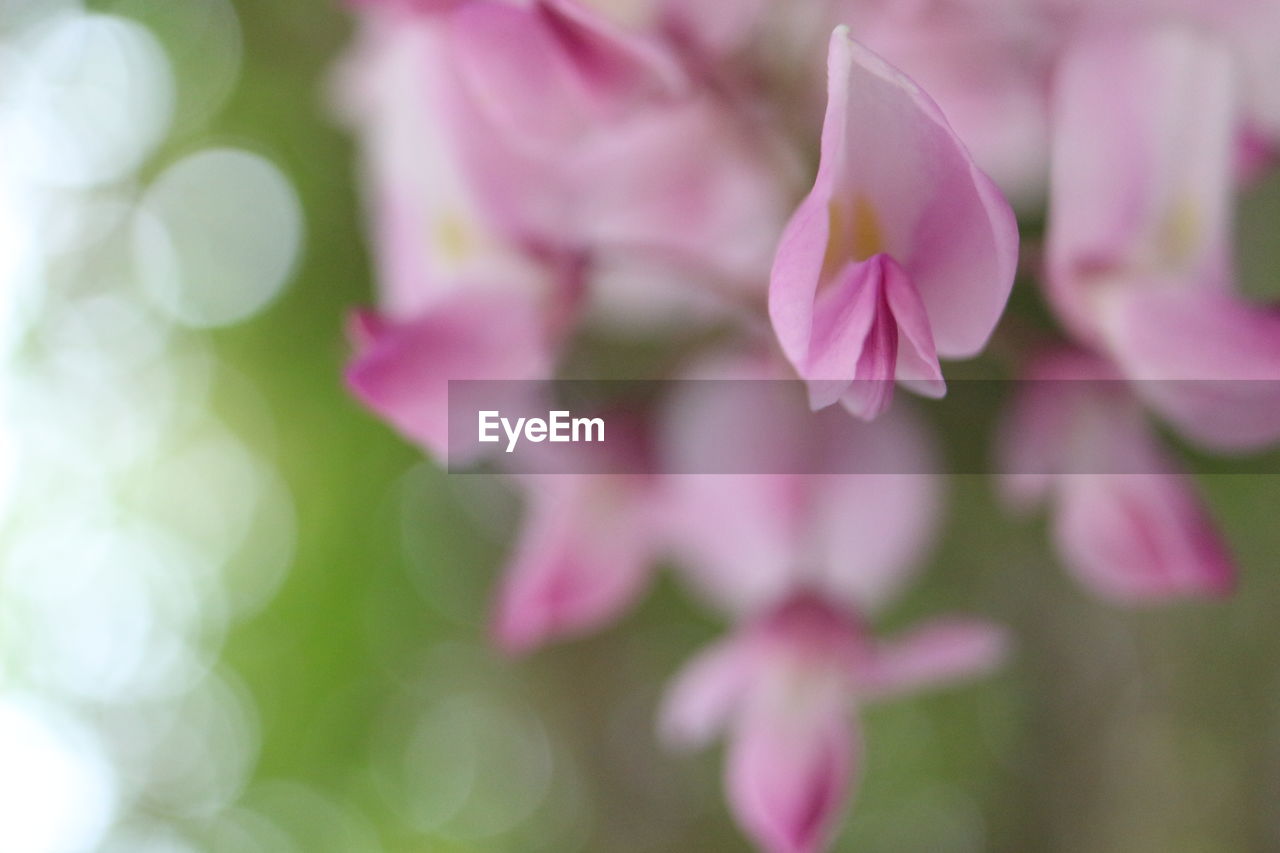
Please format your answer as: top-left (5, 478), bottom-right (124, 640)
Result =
top-left (823, 195), bottom-right (885, 280)
top-left (434, 212), bottom-right (474, 264)
top-left (1157, 195), bottom-right (1202, 268)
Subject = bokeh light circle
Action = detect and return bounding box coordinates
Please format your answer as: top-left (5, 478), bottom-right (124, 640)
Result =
top-left (135, 148), bottom-right (303, 328)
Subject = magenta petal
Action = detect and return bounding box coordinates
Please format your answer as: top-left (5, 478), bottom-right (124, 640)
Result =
top-left (1053, 473), bottom-right (1236, 604)
top-left (885, 258), bottom-right (945, 398)
top-left (727, 695), bottom-right (857, 853)
top-left (855, 619), bottom-right (1008, 702)
top-left (769, 27), bottom-right (1016, 414)
top-left (800, 254), bottom-right (942, 419)
top-left (345, 309), bottom-right (386, 354)
top-left (491, 476), bottom-right (655, 654)
top-left (822, 30), bottom-right (1018, 358)
top-left (658, 638), bottom-right (753, 750)
top-left (804, 256), bottom-right (891, 414)
top-left (447, 0), bottom-right (593, 147)
top-left (344, 292), bottom-right (550, 458)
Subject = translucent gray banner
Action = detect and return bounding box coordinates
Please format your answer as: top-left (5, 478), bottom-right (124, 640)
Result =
top-left (445, 380), bottom-right (1280, 475)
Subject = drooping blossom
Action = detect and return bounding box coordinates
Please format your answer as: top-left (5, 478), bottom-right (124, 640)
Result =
top-left (660, 594), bottom-right (1005, 853)
top-left (1045, 25), bottom-right (1280, 450)
top-left (336, 7), bottom-right (582, 458)
top-left (656, 347), bottom-right (1007, 852)
top-left (445, 0), bottom-right (790, 288)
top-left (997, 349), bottom-right (1236, 603)
top-left (769, 27), bottom-right (1018, 420)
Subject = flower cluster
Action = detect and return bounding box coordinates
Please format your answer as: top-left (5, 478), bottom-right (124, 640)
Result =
top-left (336, 1), bottom-right (1279, 850)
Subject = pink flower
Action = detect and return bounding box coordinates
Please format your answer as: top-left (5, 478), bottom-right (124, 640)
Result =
top-left (655, 347), bottom-right (1005, 851)
top-left (997, 349), bottom-right (1236, 603)
top-left (659, 594), bottom-right (1007, 853)
top-left (769, 27), bottom-right (1018, 420)
top-left (446, 0), bottom-right (788, 286)
top-left (1045, 26), bottom-right (1236, 343)
top-left (336, 11), bottom-right (582, 458)
top-left (335, 12), bottom-right (562, 320)
top-left (1045, 26), bottom-right (1280, 449)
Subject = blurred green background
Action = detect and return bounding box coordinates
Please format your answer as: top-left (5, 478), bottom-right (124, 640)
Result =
top-left (2, 1), bottom-right (1280, 851)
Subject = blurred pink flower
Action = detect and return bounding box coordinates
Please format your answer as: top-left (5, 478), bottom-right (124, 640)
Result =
top-left (1045, 26), bottom-right (1236, 343)
top-left (656, 347), bottom-right (1005, 852)
top-left (335, 11), bottom-right (565, 319)
top-left (769, 27), bottom-right (1018, 420)
top-left (659, 594), bottom-right (1006, 853)
top-left (446, 0), bottom-right (789, 286)
top-left (336, 10), bottom-right (584, 457)
top-left (998, 349), bottom-right (1236, 603)
top-left (1045, 26), bottom-right (1280, 449)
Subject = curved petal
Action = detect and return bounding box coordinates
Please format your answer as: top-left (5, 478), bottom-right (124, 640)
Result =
top-left (657, 637), bottom-right (753, 750)
top-left (345, 291), bottom-right (552, 459)
top-left (1100, 284), bottom-right (1280, 450)
top-left (1053, 472), bottom-right (1236, 604)
top-left (858, 7), bottom-right (1054, 207)
top-left (337, 16), bottom-right (533, 318)
top-left (855, 618), bottom-right (1009, 702)
top-left (726, 687), bottom-right (857, 853)
top-left (491, 475), bottom-right (656, 654)
top-left (788, 253), bottom-right (944, 417)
